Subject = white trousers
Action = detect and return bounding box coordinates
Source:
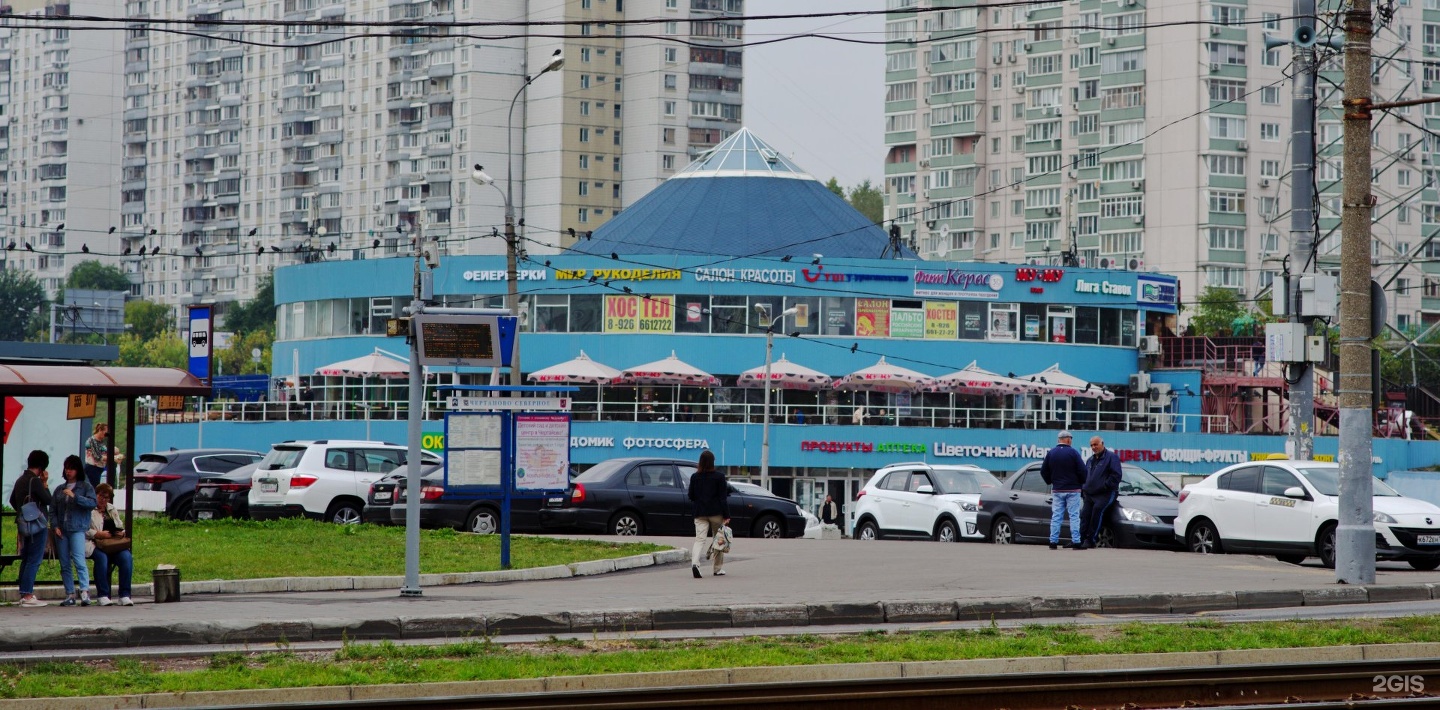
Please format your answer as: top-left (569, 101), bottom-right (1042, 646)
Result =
top-left (691, 515), bottom-right (725, 571)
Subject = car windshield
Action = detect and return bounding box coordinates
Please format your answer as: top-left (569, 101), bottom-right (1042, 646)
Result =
top-left (1296, 467), bottom-right (1401, 497)
top-left (932, 469), bottom-right (1002, 494)
top-left (572, 459), bottom-right (634, 483)
top-left (259, 447), bottom-right (305, 470)
top-left (1118, 465), bottom-right (1176, 497)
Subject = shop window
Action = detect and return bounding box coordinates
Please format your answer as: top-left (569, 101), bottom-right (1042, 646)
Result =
top-left (1074, 306), bottom-right (1099, 344)
top-left (820, 297), bottom-right (854, 336)
top-left (710, 295), bottom-right (749, 334)
top-left (674, 294), bottom-right (710, 333)
top-left (1100, 308), bottom-right (1122, 346)
top-left (570, 295), bottom-right (603, 332)
top-left (785, 296), bottom-right (821, 335)
top-left (1119, 309), bottom-right (1137, 346)
top-left (534, 294), bottom-right (570, 333)
top-left (1020, 303), bottom-right (1046, 341)
top-left (749, 296), bottom-right (785, 333)
top-left (988, 303), bottom-right (1019, 341)
top-left (1047, 305), bottom-right (1074, 343)
top-left (958, 301), bottom-right (987, 340)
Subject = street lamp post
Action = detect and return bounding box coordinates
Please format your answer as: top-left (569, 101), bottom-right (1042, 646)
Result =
top-left (757, 305), bottom-right (798, 491)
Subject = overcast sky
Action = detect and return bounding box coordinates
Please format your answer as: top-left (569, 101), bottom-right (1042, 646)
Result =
top-left (743, 0), bottom-right (885, 191)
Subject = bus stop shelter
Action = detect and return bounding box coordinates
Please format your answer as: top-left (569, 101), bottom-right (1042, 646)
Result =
top-left (0, 365), bottom-right (211, 574)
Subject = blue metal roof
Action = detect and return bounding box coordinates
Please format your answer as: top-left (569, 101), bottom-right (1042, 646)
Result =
top-left (570, 129), bottom-right (916, 260)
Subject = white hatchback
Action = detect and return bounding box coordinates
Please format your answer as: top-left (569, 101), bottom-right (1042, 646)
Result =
top-left (249, 440), bottom-right (439, 524)
top-left (1175, 460), bottom-right (1440, 570)
top-left (852, 462), bottom-right (1001, 542)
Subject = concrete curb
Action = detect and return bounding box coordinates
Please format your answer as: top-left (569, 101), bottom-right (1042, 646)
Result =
top-left (1, 581), bottom-right (1437, 652)
top-left (2, 642), bottom-right (1436, 708)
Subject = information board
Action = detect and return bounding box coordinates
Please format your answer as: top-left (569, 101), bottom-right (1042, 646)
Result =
top-left (415, 314), bottom-right (503, 367)
top-left (444, 412), bottom-right (503, 491)
top-left (514, 414), bottom-right (570, 491)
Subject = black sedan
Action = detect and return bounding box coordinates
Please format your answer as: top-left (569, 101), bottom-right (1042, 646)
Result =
top-left (364, 465), bottom-right (548, 533)
top-left (976, 462), bottom-right (1180, 549)
top-left (539, 457), bottom-right (807, 538)
top-left (133, 448), bottom-right (264, 519)
top-left (192, 461), bottom-right (262, 521)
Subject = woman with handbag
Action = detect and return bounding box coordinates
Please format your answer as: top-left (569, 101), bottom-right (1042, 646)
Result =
top-left (88, 483), bottom-right (133, 606)
top-left (52, 455), bottom-right (96, 607)
top-left (9, 450), bottom-right (53, 607)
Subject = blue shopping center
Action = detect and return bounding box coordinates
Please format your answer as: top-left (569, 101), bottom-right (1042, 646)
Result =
top-left (152, 130), bottom-right (1440, 510)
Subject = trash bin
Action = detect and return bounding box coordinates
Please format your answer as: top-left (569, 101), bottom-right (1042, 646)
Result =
top-left (153, 567), bottom-right (181, 603)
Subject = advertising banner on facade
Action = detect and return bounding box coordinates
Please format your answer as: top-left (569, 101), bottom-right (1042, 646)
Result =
top-left (604, 295), bottom-right (676, 333)
top-left (855, 298), bottom-right (891, 337)
top-left (925, 301), bottom-right (958, 339)
top-left (890, 306), bottom-right (925, 339)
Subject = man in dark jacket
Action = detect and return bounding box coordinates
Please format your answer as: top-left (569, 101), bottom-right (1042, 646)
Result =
top-left (687, 450), bottom-right (730, 578)
top-left (1039, 430), bottom-right (1086, 550)
top-left (1081, 436), bottom-right (1124, 549)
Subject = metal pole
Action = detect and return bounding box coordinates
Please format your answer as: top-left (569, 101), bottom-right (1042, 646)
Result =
top-left (759, 326), bottom-right (775, 490)
top-left (1337, 1), bottom-right (1376, 584)
top-left (1287, 1), bottom-right (1318, 461)
top-left (401, 241), bottom-right (426, 597)
top-left (504, 81), bottom-right (528, 388)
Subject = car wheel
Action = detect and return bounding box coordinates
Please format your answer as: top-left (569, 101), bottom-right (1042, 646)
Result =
top-left (1276, 555), bottom-right (1306, 565)
top-left (1317, 523), bottom-right (1337, 569)
top-left (169, 495), bottom-right (195, 522)
top-left (752, 514), bottom-right (784, 539)
top-left (327, 500), bottom-right (363, 525)
top-left (1095, 525), bottom-right (1117, 549)
top-left (989, 516), bottom-right (1014, 545)
top-left (855, 519), bottom-right (880, 540)
top-left (609, 510), bottom-right (643, 536)
top-left (934, 518), bottom-right (959, 542)
top-left (1187, 519), bottom-right (1222, 554)
top-left (466, 507), bottom-right (499, 535)
top-left (1408, 559), bottom-right (1440, 571)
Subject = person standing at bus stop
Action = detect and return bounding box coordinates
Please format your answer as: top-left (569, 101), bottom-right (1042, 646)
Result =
top-left (83, 422), bottom-right (122, 487)
top-left (10, 450), bottom-right (53, 607)
top-left (687, 450), bottom-right (729, 578)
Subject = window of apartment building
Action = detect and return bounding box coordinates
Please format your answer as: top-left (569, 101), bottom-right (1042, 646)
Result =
top-left (1211, 4), bottom-right (1245, 25)
top-left (1259, 159), bottom-right (1280, 177)
top-left (664, 47), bottom-right (677, 63)
top-left (1207, 154), bottom-right (1246, 176)
top-left (1260, 231), bottom-right (1280, 253)
top-left (579, 127), bottom-right (590, 142)
top-left (1261, 86), bottom-right (1281, 104)
top-left (1262, 12), bottom-right (1280, 30)
top-left (1101, 85), bottom-right (1144, 110)
top-left (1399, 205), bottom-right (1412, 223)
top-left (1100, 50), bottom-right (1144, 74)
top-left (580, 101), bottom-right (590, 116)
top-left (580, 48), bottom-right (591, 62)
top-left (1012, 135), bottom-right (1024, 151)
top-left (1262, 48), bottom-right (1281, 66)
top-left (1101, 159), bottom-right (1144, 182)
top-left (1027, 54), bottom-right (1061, 76)
top-left (664, 74), bottom-right (677, 90)
top-left (1079, 181), bottom-right (1100, 200)
top-left (1012, 199), bottom-right (1024, 215)
top-left (1260, 122), bottom-right (1281, 140)
top-left (1207, 42), bottom-right (1247, 65)
top-left (992, 105), bottom-right (1002, 122)
top-left (664, 101), bottom-right (677, 116)
top-left (1011, 231), bottom-right (1024, 248)
top-left (1102, 12), bottom-right (1144, 36)
top-left (580, 75), bottom-right (591, 89)
top-left (1207, 190), bottom-right (1246, 213)
top-left (1208, 115), bottom-right (1246, 139)
top-left (1076, 114), bottom-right (1098, 135)
top-left (1208, 227), bottom-right (1245, 250)
top-left (1100, 231), bottom-right (1144, 254)
top-left (1258, 196), bottom-right (1278, 218)
top-left (885, 81), bottom-right (916, 102)
top-left (1103, 120), bottom-right (1145, 145)
top-left (1208, 79), bottom-right (1246, 102)
top-left (1399, 168), bottom-right (1413, 187)
top-left (1011, 166), bottom-right (1025, 186)
top-left (1100, 195), bottom-right (1143, 218)
top-left (886, 51), bottom-right (916, 72)
top-left (580, 154), bottom-right (589, 169)
top-left (663, 128), bottom-right (675, 144)
top-left (992, 137), bottom-right (1002, 154)
top-left (578, 208), bottom-right (589, 223)
top-left (1205, 266), bottom-right (1244, 288)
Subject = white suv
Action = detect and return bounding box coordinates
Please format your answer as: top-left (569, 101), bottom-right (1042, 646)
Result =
top-left (249, 440), bottom-right (440, 524)
top-left (853, 462), bottom-right (1002, 542)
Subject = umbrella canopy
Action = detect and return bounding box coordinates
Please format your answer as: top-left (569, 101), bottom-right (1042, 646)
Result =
top-left (833, 356), bottom-right (932, 393)
top-left (927, 361), bottom-right (1038, 396)
top-left (528, 351), bottom-right (622, 385)
top-left (736, 354), bottom-right (832, 390)
top-left (315, 349), bottom-right (410, 379)
top-left (1018, 363), bottom-right (1116, 401)
top-left (3, 396), bottom-right (22, 445)
top-left (618, 351), bottom-right (720, 387)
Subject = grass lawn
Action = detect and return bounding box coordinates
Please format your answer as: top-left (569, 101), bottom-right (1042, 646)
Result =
top-left (27, 518), bottom-right (666, 581)
top-left (6, 617), bottom-right (1440, 698)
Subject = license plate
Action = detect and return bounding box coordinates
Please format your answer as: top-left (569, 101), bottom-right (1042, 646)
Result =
top-left (259, 478), bottom-right (279, 493)
top-left (548, 497), bottom-right (564, 505)
top-left (374, 492), bottom-right (392, 501)
top-left (196, 511), bottom-right (213, 520)
top-left (1417, 534), bottom-right (1440, 545)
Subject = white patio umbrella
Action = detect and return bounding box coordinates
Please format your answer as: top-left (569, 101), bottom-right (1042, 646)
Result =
top-left (528, 351), bottom-right (623, 418)
top-left (1017, 363), bottom-right (1116, 401)
top-left (315, 349), bottom-right (410, 378)
top-left (927, 361), bottom-right (1039, 396)
top-left (618, 351), bottom-right (720, 386)
top-left (832, 356), bottom-right (932, 394)
top-left (736, 354), bottom-right (832, 390)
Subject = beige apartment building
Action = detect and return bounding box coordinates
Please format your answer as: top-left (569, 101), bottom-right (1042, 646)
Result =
top-left (0, 0), bottom-right (742, 323)
top-left (884, 0), bottom-right (1437, 332)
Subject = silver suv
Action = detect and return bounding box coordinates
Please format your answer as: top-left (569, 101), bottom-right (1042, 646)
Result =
top-left (249, 440), bottom-right (440, 524)
top-left (852, 462), bottom-right (1002, 542)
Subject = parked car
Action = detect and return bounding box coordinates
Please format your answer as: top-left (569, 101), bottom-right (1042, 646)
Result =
top-left (540, 457), bottom-right (807, 538)
top-left (192, 461), bottom-right (263, 520)
top-left (1175, 460), bottom-right (1440, 570)
top-left (977, 462), bottom-right (1181, 549)
top-left (248, 440), bottom-right (439, 524)
top-left (363, 465), bottom-right (553, 533)
top-left (132, 449), bottom-right (264, 519)
top-left (851, 462), bottom-right (1000, 541)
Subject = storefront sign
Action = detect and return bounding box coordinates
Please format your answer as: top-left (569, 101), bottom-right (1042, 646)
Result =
top-left (802, 440), bottom-right (875, 453)
top-left (855, 298), bottom-right (891, 337)
top-left (924, 301), bottom-right (958, 339)
top-left (1075, 279), bottom-right (1134, 296)
top-left (913, 269), bottom-right (1004, 299)
top-left (463, 269), bottom-right (546, 281)
top-left (1136, 276), bottom-right (1179, 307)
top-left (570, 436), bottom-right (616, 448)
top-left (1013, 267), bottom-right (1064, 283)
top-left (802, 266), bottom-right (909, 284)
top-left (694, 268), bottom-right (796, 284)
top-left (622, 437), bottom-right (711, 450)
top-left (891, 307), bottom-right (925, 339)
top-left (1112, 448), bottom-right (1248, 464)
top-left (557, 268), bottom-right (683, 281)
top-left (604, 295), bottom-right (675, 333)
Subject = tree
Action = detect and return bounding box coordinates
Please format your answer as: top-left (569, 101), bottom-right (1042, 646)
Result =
top-left (125, 300), bottom-right (174, 341)
top-left (215, 329), bottom-right (273, 376)
top-left (824, 177), bottom-right (845, 199)
top-left (116, 331), bottom-right (186, 368)
top-left (224, 273), bottom-right (275, 335)
top-left (1189, 286), bottom-right (1246, 336)
top-left (847, 179), bottom-right (884, 224)
top-left (0, 268), bottom-right (46, 342)
top-left (65, 261), bottom-right (130, 292)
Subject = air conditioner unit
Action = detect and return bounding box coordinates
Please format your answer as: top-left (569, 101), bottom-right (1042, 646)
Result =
top-left (1098, 256), bottom-right (1112, 269)
top-left (1132, 215), bottom-right (1144, 225)
top-left (1069, 35), bottom-right (1079, 44)
top-left (1259, 178), bottom-right (1271, 187)
top-left (1402, 153), bottom-right (1414, 161)
top-left (1210, 26), bottom-right (1222, 36)
top-left (1125, 0), bottom-right (1137, 6)
top-left (271, 90), bottom-right (279, 98)
top-left (993, 56), bottom-right (1002, 65)
top-left (1209, 63), bottom-right (1221, 73)
top-left (1007, 54), bottom-right (1017, 63)
top-left (1129, 257), bottom-right (1145, 270)
top-left (1139, 336), bottom-right (1162, 355)
top-left (1130, 372), bottom-right (1151, 392)
top-left (1236, 141), bottom-right (1248, 151)
top-left (1129, 398), bottom-right (1148, 414)
top-left (1045, 207), bottom-right (1060, 216)
top-left (1022, 43), bottom-right (1032, 52)
top-left (1372, 74), bottom-right (1381, 85)
top-left (1014, 85), bottom-right (1026, 93)
top-left (919, 159), bottom-right (930, 168)
top-left (925, 219), bottom-right (938, 228)
top-left (1106, 37), bottom-right (1116, 45)
top-left (1130, 180), bottom-right (1144, 190)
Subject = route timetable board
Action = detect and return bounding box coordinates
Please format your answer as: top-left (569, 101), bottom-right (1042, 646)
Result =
top-left (414, 314), bottom-right (502, 368)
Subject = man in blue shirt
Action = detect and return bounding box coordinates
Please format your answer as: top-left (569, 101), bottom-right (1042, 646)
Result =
top-left (1039, 430), bottom-right (1086, 550)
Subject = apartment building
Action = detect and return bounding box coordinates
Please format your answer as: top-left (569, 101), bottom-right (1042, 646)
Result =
top-left (0, 0), bottom-right (743, 322)
top-left (884, 0), bottom-right (1435, 332)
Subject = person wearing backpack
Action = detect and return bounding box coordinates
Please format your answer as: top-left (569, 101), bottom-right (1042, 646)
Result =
top-left (686, 450), bottom-right (730, 578)
top-left (9, 450), bottom-right (54, 607)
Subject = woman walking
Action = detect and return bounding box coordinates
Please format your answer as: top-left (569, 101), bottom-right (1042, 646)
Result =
top-left (686, 450), bottom-right (730, 578)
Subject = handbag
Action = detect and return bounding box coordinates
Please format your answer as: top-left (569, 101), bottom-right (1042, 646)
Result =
top-left (710, 525), bottom-right (733, 555)
top-left (17, 477), bottom-right (47, 537)
top-left (94, 536), bottom-right (131, 554)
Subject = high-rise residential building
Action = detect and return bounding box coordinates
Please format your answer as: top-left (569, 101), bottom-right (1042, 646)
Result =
top-left (883, 0), bottom-right (1433, 332)
top-left (0, 0), bottom-right (743, 322)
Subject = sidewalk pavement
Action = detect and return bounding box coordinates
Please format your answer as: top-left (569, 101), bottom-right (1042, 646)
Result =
top-left (4, 536), bottom-right (1440, 652)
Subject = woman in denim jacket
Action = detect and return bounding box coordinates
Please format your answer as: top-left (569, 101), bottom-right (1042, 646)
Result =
top-left (52, 455), bottom-right (97, 607)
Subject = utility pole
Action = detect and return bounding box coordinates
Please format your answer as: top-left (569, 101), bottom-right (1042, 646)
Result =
top-left (1283, 1), bottom-right (1318, 460)
top-left (1337, 0), bottom-right (1376, 584)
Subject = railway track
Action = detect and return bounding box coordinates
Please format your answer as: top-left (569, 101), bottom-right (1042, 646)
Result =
top-left (209, 657), bottom-right (1440, 710)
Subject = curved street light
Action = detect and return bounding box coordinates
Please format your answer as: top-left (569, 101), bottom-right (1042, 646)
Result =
top-left (758, 305), bottom-right (799, 490)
